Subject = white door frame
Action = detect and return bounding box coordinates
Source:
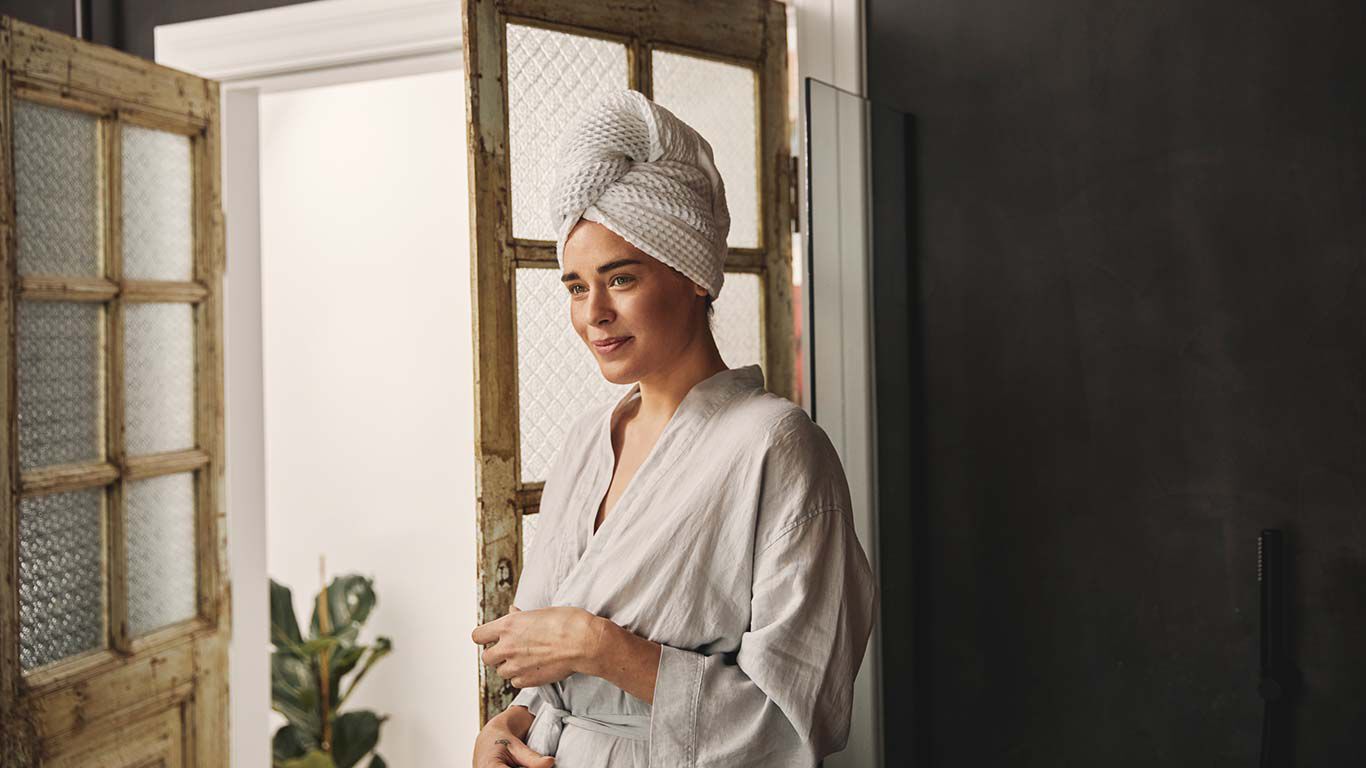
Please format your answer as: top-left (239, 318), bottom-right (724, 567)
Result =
top-left (156, 1), bottom-right (879, 765)
top-left (793, 2), bottom-right (883, 767)
top-left (156, 2), bottom-right (461, 765)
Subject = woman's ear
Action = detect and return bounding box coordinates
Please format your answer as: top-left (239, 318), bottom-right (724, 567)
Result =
top-left (693, 283), bottom-right (709, 298)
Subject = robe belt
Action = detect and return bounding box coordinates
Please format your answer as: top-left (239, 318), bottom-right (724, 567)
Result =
top-left (526, 685), bottom-right (651, 754)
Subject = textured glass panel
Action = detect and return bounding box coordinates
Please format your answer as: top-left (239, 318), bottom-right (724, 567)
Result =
top-left (13, 101), bottom-right (102, 276)
top-left (126, 472), bottom-right (198, 635)
top-left (652, 51), bottom-right (760, 248)
top-left (507, 23), bottom-right (628, 241)
top-left (714, 272), bottom-right (764, 368)
top-left (521, 510), bottom-right (540, 566)
top-left (516, 267), bottom-right (630, 483)
top-left (17, 302), bottom-right (104, 471)
top-left (125, 303), bottom-right (195, 454)
top-left (122, 125), bottom-right (194, 281)
top-left (19, 488), bottom-right (105, 670)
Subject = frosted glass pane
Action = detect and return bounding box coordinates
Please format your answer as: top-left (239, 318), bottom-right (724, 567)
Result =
top-left (714, 272), bottom-right (763, 368)
top-left (17, 302), bottom-right (104, 471)
top-left (19, 488), bottom-right (105, 670)
top-left (122, 125), bottom-right (194, 281)
top-left (125, 303), bottom-right (195, 454)
top-left (521, 510), bottom-right (540, 566)
top-left (13, 101), bottom-right (102, 276)
top-left (516, 267), bottom-right (630, 483)
top-left (126, 472), bottom-right (198, 635)
top-left (652, 51), bottom-right (760, 248)
top-left (507, 23), bottom-right (628, 241)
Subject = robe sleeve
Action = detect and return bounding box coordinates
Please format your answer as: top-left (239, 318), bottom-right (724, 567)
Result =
top-left (506, 408), bottom-right (597, 716)
top-left (506, 462), bottom-right (566, 716)
top-left (508, 538), bottom-right (552, 714)
top-left (509, 685), bottom-right (542, 713)
top-left (506, 464), bottom-right (559, 716)
top-left (647, 411), bottom-right (879, 766)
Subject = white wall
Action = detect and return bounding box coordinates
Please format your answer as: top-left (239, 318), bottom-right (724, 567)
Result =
top-left (258, 70), bottom-right (479, 765)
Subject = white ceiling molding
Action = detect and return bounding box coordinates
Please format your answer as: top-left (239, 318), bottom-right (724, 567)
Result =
top-left (154, 0), bottom-right (461, 82)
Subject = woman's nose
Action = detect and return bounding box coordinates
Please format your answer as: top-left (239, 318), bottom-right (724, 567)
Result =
top-left (587, 286), bottom-right (614, 324)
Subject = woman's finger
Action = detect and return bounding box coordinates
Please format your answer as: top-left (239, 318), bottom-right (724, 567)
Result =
top-left (507, 737), bottom-right (555, 768)
top-left (475, 751), bottom-right (515, 768)
top-left (471, 614), bottom-right (508, 645)
top-left (473, 737), bottom-right (518, 768)
top-left (481, 642), bottom-right (508, 668)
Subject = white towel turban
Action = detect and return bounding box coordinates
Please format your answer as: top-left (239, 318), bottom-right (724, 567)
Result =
top-left (549, 89), bottom-right (731, 300)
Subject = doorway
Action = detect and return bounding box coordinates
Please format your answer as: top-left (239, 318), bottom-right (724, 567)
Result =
top-left (156, 2), bottom-right (473, 763)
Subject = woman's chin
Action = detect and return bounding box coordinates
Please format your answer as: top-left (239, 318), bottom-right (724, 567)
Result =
top-left (596, 359), bottom-right (640, 386)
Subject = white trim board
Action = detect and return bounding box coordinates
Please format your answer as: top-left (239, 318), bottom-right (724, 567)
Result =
top-left (154, 0), bottom-right (460, 84)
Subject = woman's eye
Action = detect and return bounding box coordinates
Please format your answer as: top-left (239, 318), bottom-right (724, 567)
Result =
top-left (567, 284), bottom-right (585, 295)
top-left (610, 275), bottom-right (634, 286)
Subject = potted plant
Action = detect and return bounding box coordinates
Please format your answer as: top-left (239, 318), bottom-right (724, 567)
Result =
top-left (270, 573), bottom-right (393, 768)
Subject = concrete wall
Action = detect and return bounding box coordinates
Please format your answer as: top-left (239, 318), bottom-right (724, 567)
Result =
top-left (866, 0), bottom-right (1365, 764)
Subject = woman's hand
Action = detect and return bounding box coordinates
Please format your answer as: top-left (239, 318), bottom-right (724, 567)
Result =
top-left (472, 706), bottom-right (554, 768)
top-left (472, 606), bottom-right (606, 688)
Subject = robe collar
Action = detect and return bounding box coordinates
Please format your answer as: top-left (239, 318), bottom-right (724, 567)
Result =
top-left (606, 363), bottom-right (766, 427)
top-left (565, 364), bottom-right (768, 582)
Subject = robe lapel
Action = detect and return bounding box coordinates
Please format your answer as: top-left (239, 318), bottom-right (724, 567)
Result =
top-left (551, 364), bottom-right (767, 604)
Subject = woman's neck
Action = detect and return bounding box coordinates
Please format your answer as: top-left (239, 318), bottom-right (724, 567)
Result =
top-left (634, 332), bottom-right (727, 426)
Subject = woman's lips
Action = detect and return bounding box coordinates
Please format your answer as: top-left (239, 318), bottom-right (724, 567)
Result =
top-left (593, 336), bottom-right (633, 356)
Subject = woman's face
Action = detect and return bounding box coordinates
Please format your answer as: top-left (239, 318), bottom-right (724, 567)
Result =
top-left (561, 218), bottom-right (709, 385)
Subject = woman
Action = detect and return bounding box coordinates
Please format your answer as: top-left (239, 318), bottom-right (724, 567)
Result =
top-left (470, 90), bottom-right (877, 768)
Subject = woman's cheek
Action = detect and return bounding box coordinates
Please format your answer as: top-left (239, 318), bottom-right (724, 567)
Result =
top-left (568, 303), bottom-right (589, 342)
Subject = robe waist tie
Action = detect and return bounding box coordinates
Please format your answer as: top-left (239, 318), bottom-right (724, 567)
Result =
top-left (525, 684), bottom-right (651, 755)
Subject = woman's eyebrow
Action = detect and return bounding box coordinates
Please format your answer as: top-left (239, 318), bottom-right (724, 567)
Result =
top-left (560, 258), bottom-right (643, 283)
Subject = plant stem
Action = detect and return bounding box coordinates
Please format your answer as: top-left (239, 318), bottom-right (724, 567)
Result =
top-left (318, 556), bottom-right (333, 752)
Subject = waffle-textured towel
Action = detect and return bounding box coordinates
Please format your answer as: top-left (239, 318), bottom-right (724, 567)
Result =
top-left (549, 89), bottom-right (731, 299)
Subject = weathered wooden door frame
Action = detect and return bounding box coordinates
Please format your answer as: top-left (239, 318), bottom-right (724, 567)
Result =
top-left (0, 17), bottom-right (228, 766)
top-left (462, 0), bottom-right (794, 723)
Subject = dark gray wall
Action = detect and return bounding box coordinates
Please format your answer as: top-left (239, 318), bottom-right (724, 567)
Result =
top-left (867, 0), bottom-right (1364, 764)
top-left (0, 0), bottom-right (310, 59)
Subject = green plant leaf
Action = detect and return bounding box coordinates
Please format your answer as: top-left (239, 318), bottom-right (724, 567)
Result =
top-left (297, 636), bottom-right (344, 657)
top-left (277, 749), bottom-right (336, 768)
top-left (327, 643), bottom-right (367, 700)
top-left (331, 711), bottom-right (382, 768)
top-left (368, 754), bottom-right (387, 768)
top-left (310, 574), bottom-right (376, 642)
top-left (338, 636), bottom-right (392, 708)
top-left (271, 651), bottom-right (321, 736)
top-left (270, 579), bottom-right (304, 650)
top-left (271, 724), bottom-right (316, 763)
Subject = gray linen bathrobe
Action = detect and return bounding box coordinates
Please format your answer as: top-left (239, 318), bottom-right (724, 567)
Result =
top-left (508, 363), bottom-right (878, 767)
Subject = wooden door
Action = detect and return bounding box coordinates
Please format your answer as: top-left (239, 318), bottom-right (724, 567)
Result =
top-left (0, 19), bottom-right (228, 766)
top-left (461, 0), bottom-right (795, 722)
